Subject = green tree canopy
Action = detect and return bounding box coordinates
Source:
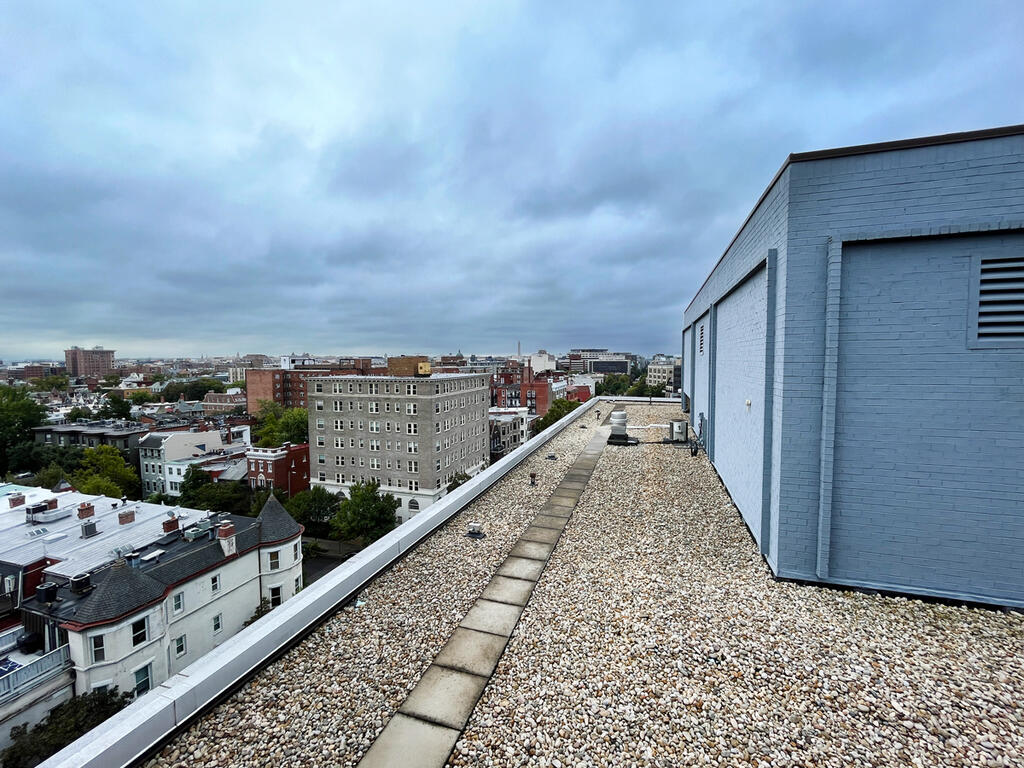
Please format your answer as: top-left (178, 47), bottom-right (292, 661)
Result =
top-left (31, 375), bottom-right (69, 392)
top-left (72, 445), bottom-right (140, 499)
top-left (331, 481), bottom-right (398, 544)
top-left (101, 373), bottom-right (122, 387)
top-left (161, 378), bottom-right (226, 402)
top-left (74, 474), bottom-right (123, 498)
top-left (0, 385), bottom-right (47, 476)
top-left (530, 398), bottom-right (582, 435)
top-left (1, 688), bottom-right (133, 768)
top-left (128, 391), bottom-right (155, 405)
top-left (286, 485), bottom-right (341, 538)
top-left (97, 393), bottom-right (132, 420)
top-left (186, 481), bottom-right (252, 516)
top-left (7, 443), bottom-right (84, 475)
top-left (446, 471), bottom-right (471, 494)
top-left (66, 406), bottom-right (93, 421)
top-left (595, 373), bottom-right (631, 396)
top-left (177, 466), bottom-right (213, 506)
top-left (228, 380), bottom-right (247, 390)
top-left (254, 404), bottom-right (308, 446)
top-left (625, 375), bottom-right (665, 398)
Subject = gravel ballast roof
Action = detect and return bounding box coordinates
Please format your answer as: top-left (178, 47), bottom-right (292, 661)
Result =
top-left (449, 405), bottom-right (1024, 768)
top-left (147, 409), bottom-right (603, 768)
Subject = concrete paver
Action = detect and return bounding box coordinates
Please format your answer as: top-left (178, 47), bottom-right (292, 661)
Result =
top-left (434, 627), bottom-right (509, 677)
top-left (481, 575), bottom-right (535, 606)
top-left (496, 556), bottom-right (545, 582)
top-left (358, 713), bottom-right (460, 768)
top-left (510, 539), bottom-right (555, 561)
top-left (520, 526), bottom-right (561, 545)
top-left (399, 665), bottom-right (490, 730)
top-left (459, 598), bottom-right (524, 637)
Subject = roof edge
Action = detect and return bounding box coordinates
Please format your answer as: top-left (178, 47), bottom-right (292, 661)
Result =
top-left (683, 123), bottom-right (1024, 316)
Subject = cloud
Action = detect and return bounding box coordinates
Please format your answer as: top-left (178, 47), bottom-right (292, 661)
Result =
top-left (1, 1), bottom-right (1023, 360)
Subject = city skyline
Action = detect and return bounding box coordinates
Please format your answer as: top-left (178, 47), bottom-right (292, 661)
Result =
top-left (2, 3), bottom-right (1023, 360)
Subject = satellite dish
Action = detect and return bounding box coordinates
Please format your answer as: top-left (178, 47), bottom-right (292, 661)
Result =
top-left (166, 510), bottom-right (176, 518)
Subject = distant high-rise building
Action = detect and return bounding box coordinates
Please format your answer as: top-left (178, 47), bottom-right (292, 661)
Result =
top-left (307, 373), bottom-right (489, 521)
top-left (65, 346), bottom-right (115, 378)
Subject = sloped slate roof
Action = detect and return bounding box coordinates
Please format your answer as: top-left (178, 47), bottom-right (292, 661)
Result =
top-left (257, 495), bottom-right (304, 543)
top-left (71, 560), bottom-right (166, 625)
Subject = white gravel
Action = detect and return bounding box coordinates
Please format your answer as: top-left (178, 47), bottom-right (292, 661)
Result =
top-left (450, 404), bottom-right (1024, 768)
top-left (147, 410), bottom-right (601, 768)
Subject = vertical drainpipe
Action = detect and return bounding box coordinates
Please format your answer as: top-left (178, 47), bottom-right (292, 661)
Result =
top-left (707, 303), bottom-right (719, 462)
top-left (760, 249), bottom-right (778, 557)
top-left (689, 322), bottom-right (697, 421)
top-left (816, 237), bottom-right (843, 579)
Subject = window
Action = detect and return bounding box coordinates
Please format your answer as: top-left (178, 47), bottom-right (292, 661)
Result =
top-left (293, 541), bottom-right (300, 560)
top-left (435, 422), bottom-right (441, 434)
top-left (333, 400), bottom-right (342, 412)
top-left (334, 419), bottom-right (343, 430)
top-left (335, 437), bottom-right (343, 449)
top-left (314, 382), bottom-right (323, 393)
top-left (369, 439), bottom-right (380, 451)
top-left (91, 634), bottom-right (105, 663)
top-left (316, 435), bottom-right (325, 447)
top-left (369, 401), bottom-right (379, 413)
top-left (316, 418), bottom-right (325, 429)
top-left (295, 575), bottom-right (302, 593)
top-left (406, 403), bottom-right (417, 415)
top-left (407, 441), bottom-right (418, 454)
top-left (368, 382), bottom-right (379, 394)
top-left (269, 550), bottom-right (280, 570)
top-left (408, 460), bottom-right (418, 472)
top-left (213, 613), bottom-right (223, 634)
top-left (699, 324), bottom-right (705, 355)
top-left (370, 457), bottom-right (381, 469)
top-left (970, 255), bottom-right (1024, 348)
top-left (134, 664), bottom-right (152, 697)
top-left (174, 634), bottom-right (187, 658)
top-left (270, 585), bottom-right (283, 607)
top-left (317, 454), bottom-right (326, 464)
top-left (131, 618), bottom-right (148, 647)
top-left (172, 592), bottom-right (184, 614)
top-left (407, 423), bottom-right (418, 435)
top-left (408, 480), bottom-right (419, 491)
top-left (335, 455), bottom-right (344, 466)
top-left (315, 400), bottom-right (324, 411)
top-left (211, 574), bottom-right (221, 594)
top-left (369, 421), bottom-right (380, 433)
top-left (406, 383), bottom-right (417, 395)
top-left (409, 499), bottom-right (420, 512)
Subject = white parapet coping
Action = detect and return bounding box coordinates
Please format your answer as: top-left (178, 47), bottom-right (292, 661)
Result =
top-left (42, 396), bottom-right (610, 768)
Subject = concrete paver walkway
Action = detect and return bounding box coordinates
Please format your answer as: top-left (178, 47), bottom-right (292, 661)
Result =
top-left (357, 427), bottom-right (609, 768)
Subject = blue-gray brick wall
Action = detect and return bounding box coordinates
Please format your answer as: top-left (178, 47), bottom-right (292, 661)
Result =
top-left (682, 131), bottom-right (1024, 606)
top-left (712, 267), bottom-right (767, 539)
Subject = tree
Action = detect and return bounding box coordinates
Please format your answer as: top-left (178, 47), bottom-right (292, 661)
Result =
top-left (1, 688), bottom-right (133, 768)
top-left (331, 481), bottom-right (398, 544)
top-left (161, 378), bottom-right (226, 403)
top-left (72, 445), bottom-right (140, 499)
top-left (146, 491), bottom-right (177, 505)
top-left (101, 373), bottom-right (121, 387)
top-left (626, 375), bottom-right (665, 398)
top-left (446, 471), bottom-right (471, 494)
top-left (286, 486), bottom-right (341, 538)
top-left (228, 380), bottom-right (247, 390)
top-left (128, 391), bottom-right (155, 405)
top-left (530, 398), bottom-right (582, 436)
top-left (595, 374), bottom-right (630, 396)
top-left (29, 462), bottom-right (71, 491)
top-left (66, 406), bottom-right (93, 421)
top-left (244, 597), bottom-right (273, 627)
top-left (74, 474), bottom-right (123, 498)
top-left (254, 404), bottom-right (308, 447)
top-left (187, 481), bottom-right (252, 517)
top-left (7, 443), bottom-right (84, 475)
top-left (31, 375), bottom-right (69, 392)
top-left (0, 385), bottom-right (47, 476)
top-left (177, 466), bottom-right (214, 507)
top-left (97, 393), bottom-right (132, 420)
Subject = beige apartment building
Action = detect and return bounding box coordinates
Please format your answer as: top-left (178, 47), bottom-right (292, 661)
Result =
top-left (307, 373), bottom-right (489, 521)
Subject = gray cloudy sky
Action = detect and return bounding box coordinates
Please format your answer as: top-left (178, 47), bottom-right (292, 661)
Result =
top-left (2, 2), bottom-right (1023, 361)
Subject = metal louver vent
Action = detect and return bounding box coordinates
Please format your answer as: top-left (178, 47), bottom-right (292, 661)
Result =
top-left (978, 256), bottom-right (1024, 340)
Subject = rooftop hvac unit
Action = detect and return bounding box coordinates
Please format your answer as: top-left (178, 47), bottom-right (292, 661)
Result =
top-left (81, 520), bottom-right (99, 539)
top-left (3, 575), bottom-right (15, 594)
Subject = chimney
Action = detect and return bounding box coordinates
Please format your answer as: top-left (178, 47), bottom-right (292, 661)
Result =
top-left (77, 502), bottom-right (95, 519)
top-left (8, 493), bottom-right (25, 509)
top-left (162, 516), bottom-right (180, 533)
top-left (218, 522), bottom-right (237, 557)
top-left (46, 498), bottom-right (58, 510)
top-left (118, 509), bottom-right (136, 525)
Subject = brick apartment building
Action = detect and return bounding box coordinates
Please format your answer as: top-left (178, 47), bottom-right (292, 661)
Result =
top-left (64, 346), bottom-right (115, 378)
top-left (245, 360), bottom-right (389, 414)
top-left (246, 443), bottom-right (310, 498)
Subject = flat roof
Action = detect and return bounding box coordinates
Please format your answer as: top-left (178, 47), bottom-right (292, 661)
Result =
top-left (146, 403), bottom-right (1024, 767)
top-left (307, 372), bottom-right (486, 381)
top-left (685, 122), bottom-right (1024, 314)
top-left (0, 483), bottom-right (217, 578)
